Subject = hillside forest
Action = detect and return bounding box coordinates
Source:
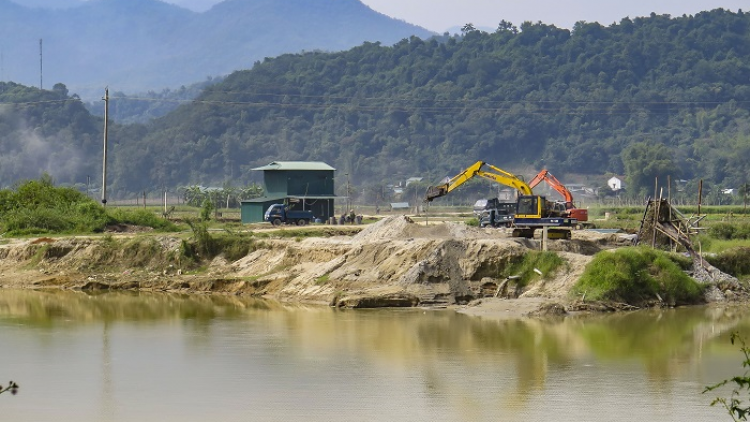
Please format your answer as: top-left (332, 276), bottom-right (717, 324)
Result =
top-left (1, 9), bottom-right (750, 205)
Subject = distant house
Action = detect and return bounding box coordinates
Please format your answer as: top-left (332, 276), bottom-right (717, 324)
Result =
top-left (608, 176), bottom-right (625, 191)
top-left (405, 177), bottom-right (423, 186)
top-left (722, 188), bottom-right (736, 195)
top-left (240, 161), bottom-right (337, 223)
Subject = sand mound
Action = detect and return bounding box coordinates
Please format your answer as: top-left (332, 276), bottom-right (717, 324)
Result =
top-left (354, 216), bottom-right (493, 243)
top-left (353, 216), bottom-right (416, 242)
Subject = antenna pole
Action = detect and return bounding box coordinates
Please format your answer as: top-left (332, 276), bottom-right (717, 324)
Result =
top-left (102, 87), bottom-right (109, 206)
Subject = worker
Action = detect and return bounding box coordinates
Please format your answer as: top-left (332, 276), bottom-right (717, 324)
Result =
top-left (348, 209), bottom-right (356, 224)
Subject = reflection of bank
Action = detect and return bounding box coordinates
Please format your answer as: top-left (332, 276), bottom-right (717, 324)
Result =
top-left (2, 290), bottom-right (750, 421)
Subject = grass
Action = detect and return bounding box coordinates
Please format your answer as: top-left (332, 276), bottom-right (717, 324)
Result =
top-left (504, 251), bottom-right (566, 287)
top-left (106, 208), bottom-right (180, 232)
top-left (705, 247), bottom-right (750, 278)
top-left (571, 246), bottom-right (703, 306)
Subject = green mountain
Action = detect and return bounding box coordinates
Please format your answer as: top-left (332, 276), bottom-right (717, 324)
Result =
top-left (2, 9), bottom-right (750, 201)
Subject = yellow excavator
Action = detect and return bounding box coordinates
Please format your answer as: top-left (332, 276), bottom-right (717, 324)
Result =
top-left (425, 161), bottom-right (577, 239)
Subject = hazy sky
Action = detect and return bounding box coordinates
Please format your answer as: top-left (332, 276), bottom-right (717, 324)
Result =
top-left (12, 0), bottom-right (749, 32)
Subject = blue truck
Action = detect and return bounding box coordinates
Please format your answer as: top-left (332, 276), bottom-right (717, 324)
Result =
top-left (264, 204), bottom-right (315, 226)
top-left (478, 199), bottom-right (516, 228)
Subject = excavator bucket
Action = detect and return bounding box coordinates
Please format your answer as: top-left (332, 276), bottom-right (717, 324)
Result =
top-left (425, 185), bottom-right (449, 202)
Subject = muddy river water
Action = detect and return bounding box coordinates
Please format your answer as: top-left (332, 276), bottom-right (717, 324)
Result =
top-left (0, 290), bottom-right (747, 422)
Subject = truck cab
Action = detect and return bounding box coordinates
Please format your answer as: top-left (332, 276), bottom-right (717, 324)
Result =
top-left (479, 201), bottom-right (516, 228)
top-left (264, 204), bottom-right (314, 226)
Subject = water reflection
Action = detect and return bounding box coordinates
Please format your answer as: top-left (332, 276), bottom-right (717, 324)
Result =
top-left (0, 290), bottom-right (747, 422)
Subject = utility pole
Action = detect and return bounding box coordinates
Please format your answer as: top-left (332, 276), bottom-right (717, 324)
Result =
top-left (39, 39), bottom-right (43, 90)
top-left (102, 87), bottom-right (109, 206)
top-left (345, 173), bottom-right (350, 213)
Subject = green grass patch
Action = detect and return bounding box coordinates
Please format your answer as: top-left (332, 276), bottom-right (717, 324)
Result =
top-left (315, 274), bottom-right (330, 285)
top-left (705, 247), bottom-right (750, 278)
top-left (465, 217), bottom-right (479, 227)
top-left (504, 251), bottom-right (565, 287)
top-left (571, 246), bottom-right (703, 306)
top-left (106, 208), bottom-right (180, 232)
top-left (692, 235), bottom-right (750, 254)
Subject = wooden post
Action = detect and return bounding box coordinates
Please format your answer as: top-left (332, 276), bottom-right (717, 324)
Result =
top-left (698, 179), bottom-right (703, 217)
top-left (651, 190), bottom-right (662, 248)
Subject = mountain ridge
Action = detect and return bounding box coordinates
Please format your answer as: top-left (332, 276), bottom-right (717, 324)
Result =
top-left (0, 0), bottom-right (434, 99)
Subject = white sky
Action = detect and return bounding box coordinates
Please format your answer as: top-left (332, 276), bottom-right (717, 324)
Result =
top-left (359, 0), bottom-right (748, 31)
top-left (12, 0), bottom-right (750, 32)
top-left (155, 0), bottom-right (750, 32)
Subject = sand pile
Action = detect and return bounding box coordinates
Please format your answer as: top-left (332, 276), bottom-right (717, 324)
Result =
top-left (354, 216), bottom-right (493, 244)
top-left (353, 216), bottom-right (416, 242)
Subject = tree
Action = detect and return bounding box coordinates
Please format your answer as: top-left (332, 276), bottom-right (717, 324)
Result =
top-left (705, 333), bottom-right (750, 420)
top-left (739, 183), bottom-right (750, 212)
top-left (0, 381), bottom-right (18, 396)
top-left (461, 23), bottom-right (476, 34)
top-left (621, 142), bottom-right (681, 199)
top-left (200, 198), bottom-right (214, 221)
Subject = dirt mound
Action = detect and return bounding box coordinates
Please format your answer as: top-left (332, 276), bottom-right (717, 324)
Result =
top-left (354, 216), bottom-right (493, 243)
top-left (353, 216), bottom-right (415, 242)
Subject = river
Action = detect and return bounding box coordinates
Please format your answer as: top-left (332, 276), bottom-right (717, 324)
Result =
top-left (0, 290), bottom-right (746, 422)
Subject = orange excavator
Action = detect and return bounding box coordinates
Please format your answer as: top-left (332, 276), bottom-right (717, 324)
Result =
top-left (528, 169), bottom-right (589, 222)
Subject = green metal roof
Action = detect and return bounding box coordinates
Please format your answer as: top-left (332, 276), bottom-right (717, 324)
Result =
top-left (252, 161), bottom-right (336, 171)
top-left (240, 195), bottom-right (287, 204)
top-left (240, 194), bottom-right (338, 203)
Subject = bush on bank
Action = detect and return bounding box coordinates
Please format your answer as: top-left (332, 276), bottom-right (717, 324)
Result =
top-left (571, 247), bottom-right (703, 306)
top-left (705, 247), bottom-right (750, 279)
top-left (0, 177), bottom-right (177, 235)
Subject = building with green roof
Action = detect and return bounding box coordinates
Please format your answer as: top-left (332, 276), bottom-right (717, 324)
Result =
top-left (240, 161), bottom-right (337, 223)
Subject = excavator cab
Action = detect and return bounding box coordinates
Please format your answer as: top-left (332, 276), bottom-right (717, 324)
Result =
top-left (516, 195), bottom-right (543, 219)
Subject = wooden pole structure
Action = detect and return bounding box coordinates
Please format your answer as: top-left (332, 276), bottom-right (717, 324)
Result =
top-left (101, 87), bottom-right (109, 206)
top-left (698, 179), bottom-right (703, 217)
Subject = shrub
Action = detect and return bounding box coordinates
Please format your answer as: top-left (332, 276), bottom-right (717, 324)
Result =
top-left (706, 247), bottom-right (750, 278)
top-left (709, 223), bottom-right (736, 240)
top-left (106, 208), bottom-right (179, 231)
top-left (0, 177), bottom-right (110, 235)
top-left (571, 247), bottom-right (703, 306)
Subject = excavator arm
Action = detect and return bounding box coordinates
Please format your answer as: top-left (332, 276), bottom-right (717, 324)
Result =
top-left (528, 169), bottom-right (574, 206)
top-left (424, 161), bottom-right (484, 201)
top-left (476, 163), bottom-right (533, 196)
top-left (425, 161), bottom-right (532, 201)
top-left (528, 169), bottom-right (588, 222)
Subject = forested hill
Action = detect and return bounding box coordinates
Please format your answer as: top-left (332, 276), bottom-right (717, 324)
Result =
top-left (134, 9), bottom-right (750, 198)
top-left (2, 9), bottom-right (750, 200)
